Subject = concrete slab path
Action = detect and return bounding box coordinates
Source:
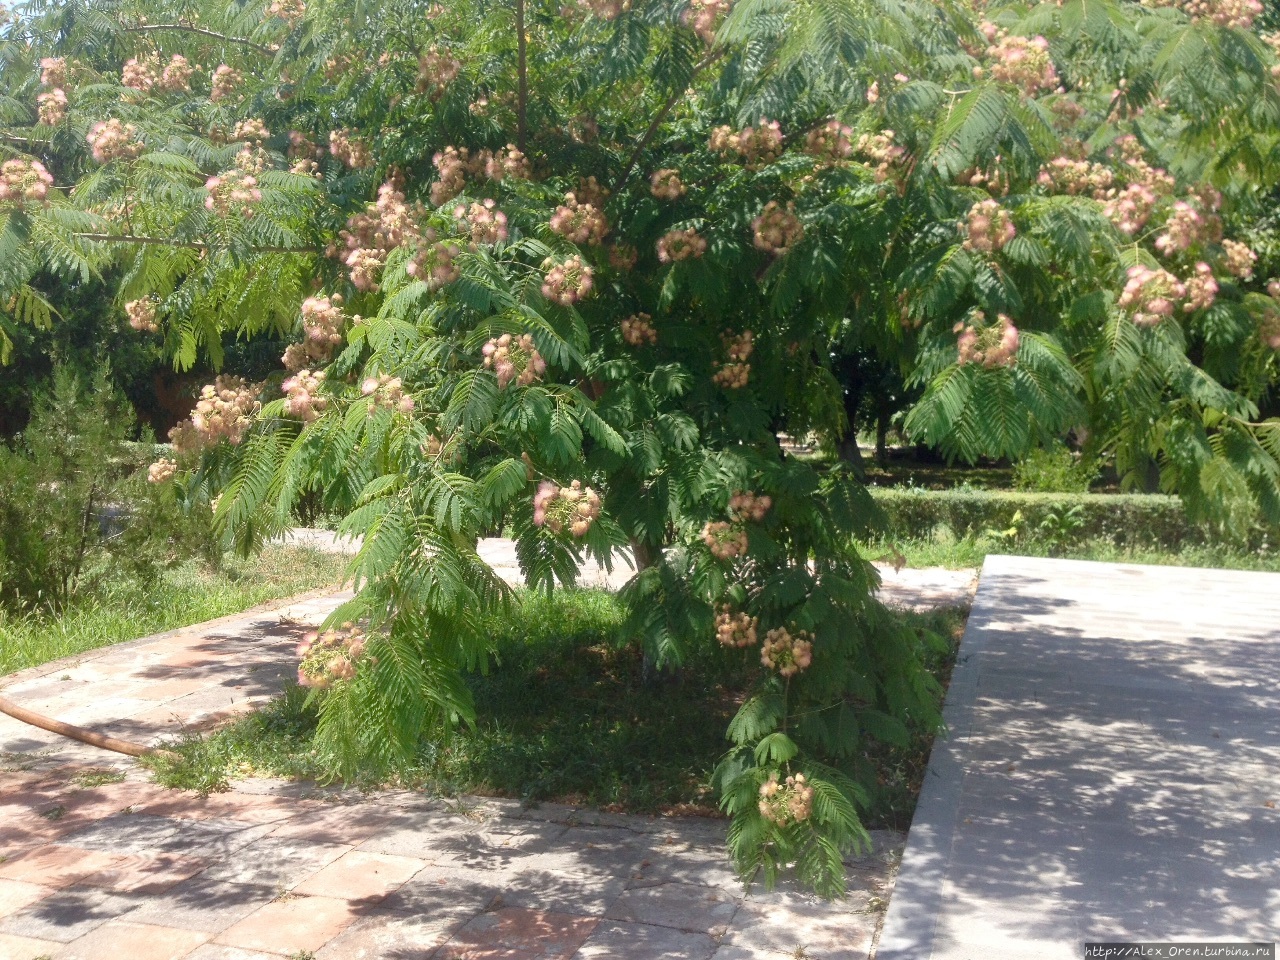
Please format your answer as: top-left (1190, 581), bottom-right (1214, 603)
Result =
top-left (878, 554), bottom-right (1280, 960)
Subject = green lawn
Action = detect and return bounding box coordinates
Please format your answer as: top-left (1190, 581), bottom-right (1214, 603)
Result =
top-left (0, 546), bottom-right (349, 676)
top-left (148, 588), bottom-right (966, 829)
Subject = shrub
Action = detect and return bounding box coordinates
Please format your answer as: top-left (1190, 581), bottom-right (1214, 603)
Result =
top-left (0, 367), bottom-right (216, 611)
top-left (1012, 444), bottom-right (1099, 494)
top-left (869, 487), bottom-right (1208, 550)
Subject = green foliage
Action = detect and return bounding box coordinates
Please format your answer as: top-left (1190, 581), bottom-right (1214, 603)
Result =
top-left (1012, 442), bottom-right (1100, 493)
top-left (0, 366), bottom-right (213, 610)
top-left (868, 485), bottom-right (1247, 550)
top-left (4, 0), bottom-right (1280, 898)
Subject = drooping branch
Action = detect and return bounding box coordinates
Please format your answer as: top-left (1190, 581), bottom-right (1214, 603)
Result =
top-left (121, 23), bottom-right (275, 55)
top-left (612, 50), bottom-right (725, 195)
top-left (76, 233), bottom-right (315, 254)
top-left (515, 0), bottom-right (528, 152)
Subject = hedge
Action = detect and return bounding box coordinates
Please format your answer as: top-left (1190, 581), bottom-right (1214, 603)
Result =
top-left (867, 487), bottom-right (1204, 549)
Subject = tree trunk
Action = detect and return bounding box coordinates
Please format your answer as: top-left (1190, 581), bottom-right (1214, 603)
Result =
top-left (875, 412), bottom-right (890, 465)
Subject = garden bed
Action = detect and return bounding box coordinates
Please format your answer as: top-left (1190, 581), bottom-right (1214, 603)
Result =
top-left (149, 589), bottom-right (968, 831)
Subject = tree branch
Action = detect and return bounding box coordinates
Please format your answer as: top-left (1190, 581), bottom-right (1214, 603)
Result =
top-left (121, 23), bottom-right (275, 55)
top-left (76, 233), bottom-right (315, 254)
top-left (612, 50), bottom-right (725, 195)
top-left (515, 0), bottom-right (528, 152)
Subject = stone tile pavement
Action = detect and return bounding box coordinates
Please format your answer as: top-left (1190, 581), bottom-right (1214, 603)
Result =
top-left (0, 536), bottom-right (956, 958)
top-left (878, 555), bottom-right (1280, 959)
top-left (0, 768), bottom-right (903, 959)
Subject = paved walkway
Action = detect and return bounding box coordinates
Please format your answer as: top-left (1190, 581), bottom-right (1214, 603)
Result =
top-left (0, 769), bottom-right (902, 959)
top-left (0, 540), bottom-right (971, 958)
top-left (878, 555), bottom-right (1280, 959)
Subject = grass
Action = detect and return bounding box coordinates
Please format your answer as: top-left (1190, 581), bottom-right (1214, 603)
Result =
top-left (864, 533), bottom-right (1280, 573)
top-left (148, 588), bottom-right (968, 829)
top-left (0, 545), bottom-right (349, 675)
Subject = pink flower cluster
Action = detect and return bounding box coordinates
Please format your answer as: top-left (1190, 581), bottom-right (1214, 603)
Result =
top-left (416, 45), bottom-right (462, 97)
top-left (715, 606), bottom-right (758, 648)
top-left (204, 168), bottom-right (261, 217)
top-left (1103, 183), bottom-right (1158, 236)
top-left (339, 181), bottom-right (428, 291)
top-left (169, 376), bottom-right (260, 453)
top-left (621, 313), bottom-right (657, 346)
top-left (1221, 239), bottom-right (1256, 279)
top-left (760, 627), bottom-right (813, 677)
top-left (282, 368), bottom-right (328, 422)
top-left (650, 168), bottom-right (686, 200)
top-left (122, 54), bottom-right (195, 94)
top-left (961, 199), bottom-right (1016, 254)
top-left (712, 330), bottom-right (754, 388)
top-left (406, 240), bottom-right (463, 290)
top-left (121, 56), bottom-right (157, 92)
top-left (710, 120), bottom-right (784, 165)
top-left (267, 0), bottom-right (306, 23)
top-left (657, 228), bottom-right (707, 263)
top-left (1184, 262), bottom-right (1218, 313)
top-left (161, 55), bottom-right (195, 92)
top-left (361, 374), bottom-right (415, 415)
top-left (329, 128), bottom-right (372, 168)
top-left (232, 118), bottom-right (269, 144)
top-left (1145, 0), bottom-right (1261, 28)
top-left (954, 164), bottom-right (1009, 196)
top-left (87, 119), bottom-right (144, 164)
top-left (1119, 265), bottom-right (1186, 328)
top-left (702, 520), bottom-right (748, 559)
top-left (297, 622), bottom-right (366, 689)
top-left (147, 457), bottom-right (177, 484)
top-left (752, 201), bottom-right (803, 256)
top-left (455, 199), bottom-right (509, 245)
top-left (728, 490), bottom-right (771, 522)
top-left (758, 772), bottom-right (814, 824)
top-left (804, 120), bottom-right (854, 162)
top-left (550, 193), bottom-right (609, 245)
top-left (541, 255), bottom-right (594, 305)
top-left (429, 145), bottom-right (531, 206)
top-left (683, 0), bottom-right (730, 43)
top-left (854, 130), bottom-right (906, 182)
top-left (1036, 157), bottom-right (1113, 198)
top-left (1261, 290), bottom-right (1280, 350)
top-left (284, 295), bottom-right (344, 371)
top-left (984, 33), bottom-right (1058, 96)
top-left (211, 64), bottom-right (241, 102)
top-left (37, 88), bottom-right (67, 125)
top-left (483, 332), bottom-right (547, 388)
top-left (125, 297), bottom-right (158, 332)
top-left (956, 312), bottom-right (1020, 367)
top-left (1154, 199), bottom-right (1222, 256)
top-left (533, 480), bottom-right (602, 537)
top-left (39, 57), bottom-right (66, 87)
top-left (0, 158), bottom-right (53, 206)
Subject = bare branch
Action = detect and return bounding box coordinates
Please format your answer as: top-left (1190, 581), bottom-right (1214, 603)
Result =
top-left (612, 50), bottom-right (725, 195)
top-left (121, 23), bottom-right (275, 55)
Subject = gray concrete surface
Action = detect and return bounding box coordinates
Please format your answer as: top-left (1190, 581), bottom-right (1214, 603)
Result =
top-left (877, 554), bottom-right (1280, 960)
